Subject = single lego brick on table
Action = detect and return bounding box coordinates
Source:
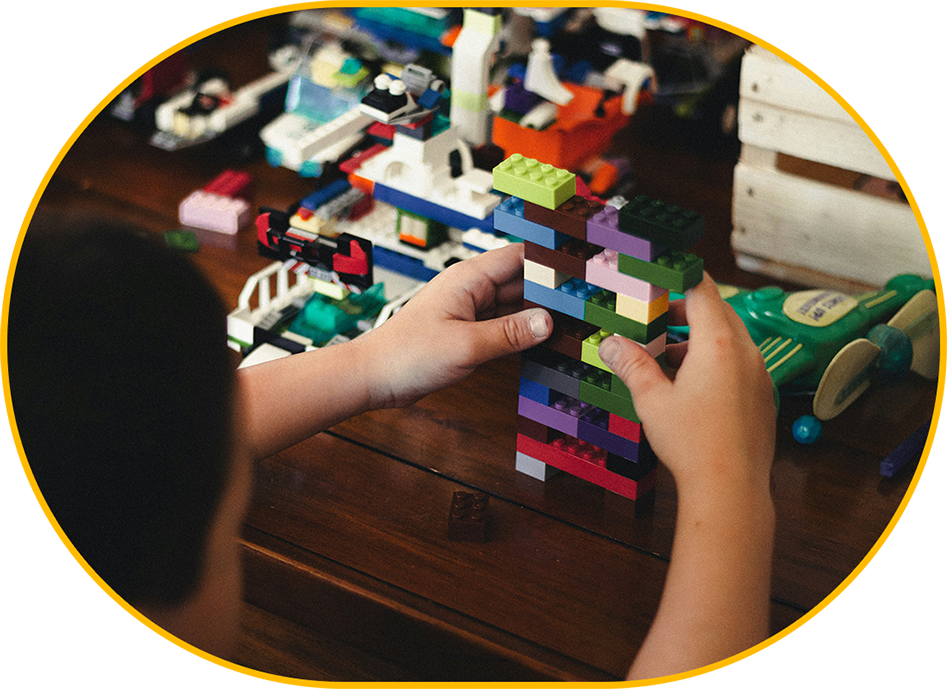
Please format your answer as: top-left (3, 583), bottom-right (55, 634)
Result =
top-left (492, 154), bottom-right (576, 210)
top-left (618, 250), bottom-right (704, 294)
top-left (618, 195), bottom-right (704, 250)
top-left (494, 196), bottom-right (568, 249)
top-left (178, 190), bottom-right (251, 235)
top-left (524, 237), bottom-right (601, 282)
top-left (164, 229), bottom-right (199, 252)
top-left (522, 195), bottom-right (605, 241)
top-left (585, 250), bottom-right (669, 303)
top-left (203, 169), bottom-right (253, 199)
top-left (584, 290), bottom-right (668, 344)
top-left (448, 491), bottom-right (489, 542)
top-left (586, 205), bottom-right (666, 261)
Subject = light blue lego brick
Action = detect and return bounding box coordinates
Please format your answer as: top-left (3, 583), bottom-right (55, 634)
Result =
top-left (493, 196), bottom-right (568, 249)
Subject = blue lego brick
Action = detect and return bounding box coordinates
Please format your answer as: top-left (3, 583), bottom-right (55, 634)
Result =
top-left (519, 377), bottom-right (551, 405)
top-left (373, 183), bottom-right (497, 233)
top-left (372, 245), bottom-right (439, 282)
top-left (300, 179), bottom-right (351, 211)
top-left (493, 196), bottom-right (568, 249)
top-left (523, 278), bottom-right (601, 321)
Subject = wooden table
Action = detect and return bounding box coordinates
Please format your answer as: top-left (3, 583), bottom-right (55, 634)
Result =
top-left (29, 15), bottom-right (936, 681)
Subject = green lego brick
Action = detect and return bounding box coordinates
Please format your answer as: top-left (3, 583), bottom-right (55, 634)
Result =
top-left (492, 154), bottom-right (576, 210)
top-left (164, 229), bottom-right (199, 252)
top-left (578, 368), bottom-right (639, 423)
top-left (584, 290), bottom-right (668, 344)
top-left (618, 250), bottom-right (704, 293)
top-left (617, 195), bottom-right (704, 250)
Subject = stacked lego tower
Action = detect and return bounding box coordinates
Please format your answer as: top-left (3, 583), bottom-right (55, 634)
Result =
top-left (492, 154), bottom-right (704, 508)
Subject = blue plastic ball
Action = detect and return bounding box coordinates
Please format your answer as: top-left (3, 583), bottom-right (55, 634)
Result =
top-left (792, 415), bottom-right (822, 444)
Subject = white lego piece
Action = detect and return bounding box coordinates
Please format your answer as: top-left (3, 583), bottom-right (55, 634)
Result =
top-left (515, 451), bottom-right (560, 481)
top-left (518, 101), bottom-right (558, 130)
top-left (524, 260), bottom-right (567, 289)
top-left (524, 39), bottom-right (574, 106)
top-left (604, 59), bottom-right (655, 115)
top-left (208, 71), bottom-right (291, 133)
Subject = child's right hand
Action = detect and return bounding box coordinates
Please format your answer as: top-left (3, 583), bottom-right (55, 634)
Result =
top-left (598, 274), bottom-right (776, 505)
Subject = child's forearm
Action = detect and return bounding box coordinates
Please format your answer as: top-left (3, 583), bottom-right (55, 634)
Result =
top-left (627, 482), bottom-right (775, 680)
top-left (234, 336), bottom-right (379, 461)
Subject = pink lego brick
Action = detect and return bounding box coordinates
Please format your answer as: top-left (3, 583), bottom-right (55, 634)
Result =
top-left (178, 190), bottom-right (251, 235)
top-left (585, 249), bottom-right (668, 302)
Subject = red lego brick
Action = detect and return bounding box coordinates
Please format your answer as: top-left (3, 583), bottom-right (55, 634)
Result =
top-left (523, 195), bottom-right (605, 241)
top-left (609, 414), bottom-right (641, 443)
top-left (448, 491), bottom-right (489, 542)
top-left (203, 169), bottom-right (253, 199)
top-left (516, 433), bottom-right (654, 500)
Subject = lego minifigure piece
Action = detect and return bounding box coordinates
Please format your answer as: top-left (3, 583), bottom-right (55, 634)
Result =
top-left (618, 250), bottom-right (704, 293)
top-left (448, 491), bottom-right (489, 542)
top-left (492, 154), bottom-right (576, 210)
top-left (523, 38), bottom-right (575, 106)
top-left (617, 195), bottom-right (704, 250)
top-left (522, 195), bottom-right (605, 241)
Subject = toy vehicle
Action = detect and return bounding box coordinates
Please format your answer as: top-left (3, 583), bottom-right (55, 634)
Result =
top-left (720, 275), bottom-right (938, 422)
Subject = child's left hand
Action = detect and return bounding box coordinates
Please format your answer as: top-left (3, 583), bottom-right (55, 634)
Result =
top-left (357, 243), bottom-right (552, 409)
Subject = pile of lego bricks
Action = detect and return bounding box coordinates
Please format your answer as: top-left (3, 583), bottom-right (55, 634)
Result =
top-left (492, 154), bottom-right (704, 506)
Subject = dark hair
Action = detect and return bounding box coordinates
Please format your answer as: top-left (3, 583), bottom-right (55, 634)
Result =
top-left (6, 212), bottom-right (236, 607)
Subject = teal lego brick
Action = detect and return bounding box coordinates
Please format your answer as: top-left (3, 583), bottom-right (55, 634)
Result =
top-left (617, 250), bottom-right (704, 293)
top-left (584, 290), bottom-right (668, 344)
top-left (617, 195), bottom-right (704, 250)
top-left (492, 154), bottom-right (576, 210)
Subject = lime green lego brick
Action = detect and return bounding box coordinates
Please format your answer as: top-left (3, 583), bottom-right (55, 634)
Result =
top-left (617, 250), bottom-right (704, 293)
top-left (584, 290), bottom-right (668, 344)
top-left (581, 329), bottom-right (612, 371)
top-left (451, 89), bottom-right (489, 112)
top-left (492, 154), bottom-right (576, 210)
top-left (164, 229), bottom-right (199, 252)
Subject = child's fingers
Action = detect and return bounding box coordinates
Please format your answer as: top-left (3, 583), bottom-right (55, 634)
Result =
top-left (598, 335), bottom-right (671, 416)
top-left (463, 307), bottom-right (552, 365)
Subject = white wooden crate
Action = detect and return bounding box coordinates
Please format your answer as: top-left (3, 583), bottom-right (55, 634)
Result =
top-left (731, 45), bottom-right (929, 289)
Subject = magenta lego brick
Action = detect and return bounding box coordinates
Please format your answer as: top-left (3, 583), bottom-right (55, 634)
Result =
top-left (587, 205), bottom-right (666, 261)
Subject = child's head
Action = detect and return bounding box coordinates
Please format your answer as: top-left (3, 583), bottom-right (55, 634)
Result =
top-left (7, 212), bottom-right (244, 653)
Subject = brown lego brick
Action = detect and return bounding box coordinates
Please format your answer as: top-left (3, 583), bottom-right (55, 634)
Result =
top-left (523, 196), bottom-right (605, 241)
top-left (524, 238), bottom-right (603, 282)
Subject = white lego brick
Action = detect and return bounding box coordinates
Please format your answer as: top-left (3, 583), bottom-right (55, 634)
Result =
top-left (515, 451), bottom-right (560, 481)
top-left (525, 260), bottom-right (568, 289)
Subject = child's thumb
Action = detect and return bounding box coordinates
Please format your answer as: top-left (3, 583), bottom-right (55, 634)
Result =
top-left (468, 307), bottom-right (552, 364)
top-left (598, 335), bottom-right (669, 410)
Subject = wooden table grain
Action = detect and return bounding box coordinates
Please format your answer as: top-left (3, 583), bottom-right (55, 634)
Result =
top-left (26, 15), bottom-right (935, 682)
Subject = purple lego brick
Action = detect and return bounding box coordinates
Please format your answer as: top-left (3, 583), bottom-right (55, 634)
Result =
top-left (578, 416), bottom-right (641, 460)
top-left (587, 206), bottom-right (666, 261)
top-left (518, 395), bottom-right (579, 437)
